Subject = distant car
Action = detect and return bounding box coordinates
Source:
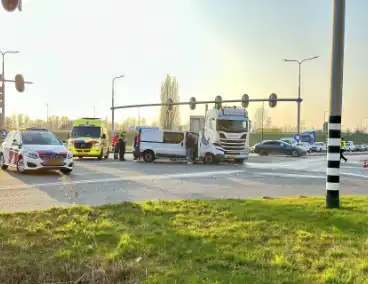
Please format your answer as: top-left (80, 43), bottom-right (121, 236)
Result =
top-left (311, 142), bottom-right (326, 152)
top-left (0, 128), bottom-right (73, 174)
top-left (254, 140), bottom-right (307, 157)
top-left (354, 144), bottom-right (365, 152)
top-left (345, 141), bottom-right (355, 152)
top-left (295, 142), bottom-right (312, 154)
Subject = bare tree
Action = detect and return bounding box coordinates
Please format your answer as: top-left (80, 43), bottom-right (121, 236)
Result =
top-left (120, 116), bottom-right (137, 131)
top-left (159, 74), bottom-right (180, 130)
top-left (253, 106), bottom-right (271, 130)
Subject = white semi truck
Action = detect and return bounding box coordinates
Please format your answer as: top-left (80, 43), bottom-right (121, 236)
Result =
top-left (190, 106), bottom-right (250, 163)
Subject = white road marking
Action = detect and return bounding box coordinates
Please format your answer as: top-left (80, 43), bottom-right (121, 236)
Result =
top-left (0, 170), bottom-right (243, 190)
top-left (256, 172), bottom-right (324, 179)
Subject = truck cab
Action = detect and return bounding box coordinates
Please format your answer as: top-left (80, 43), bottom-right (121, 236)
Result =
top-left (67, 118), bottom-right (109, 159)
top-left (134, 127), bottom-right (225, 164)
top-left (203, 107), bottom-right (249, 163)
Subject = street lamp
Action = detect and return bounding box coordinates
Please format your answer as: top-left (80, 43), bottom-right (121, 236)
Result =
top-left (111, 75), bottom-right (124, 136)
top-left (1, 50), bottom-right (20, 129)
top-left (283, 56), bottom-right (319, 134)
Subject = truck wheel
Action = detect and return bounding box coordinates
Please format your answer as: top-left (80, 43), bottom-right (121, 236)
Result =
top-left (203, 153), bottom-right (215, 164)
top-left (143, 150), bottom-right (155, 163)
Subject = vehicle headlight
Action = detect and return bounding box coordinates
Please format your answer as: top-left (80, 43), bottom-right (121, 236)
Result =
top-left (93, 142), bottom-right (101, 147)
top-left (68, 141), bottom-right (73, 146)
top-left (26, 152), bottom-right (38, 159)
top-left (67, 151), bottom-right (73, 159)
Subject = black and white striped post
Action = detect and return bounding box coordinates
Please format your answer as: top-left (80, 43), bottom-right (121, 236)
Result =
top-left (326, 0), bottom-right (346, 209)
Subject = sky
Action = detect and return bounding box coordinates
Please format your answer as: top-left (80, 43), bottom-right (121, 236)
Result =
top-left (1, 0), bottom-right (368, 130)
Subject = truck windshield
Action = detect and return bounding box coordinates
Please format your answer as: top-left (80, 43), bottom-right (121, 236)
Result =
top-left (216, 120), bottom-right (248, 133)
top-left (71, 126), bottom-right (101, 138)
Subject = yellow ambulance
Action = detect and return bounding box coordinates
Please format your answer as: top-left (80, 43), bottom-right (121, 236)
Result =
top-left (67, 117), bottom-right (109, 159)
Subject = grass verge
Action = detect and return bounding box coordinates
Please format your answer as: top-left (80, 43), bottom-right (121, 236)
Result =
top-left (1, 197), bottom-right (368, 283)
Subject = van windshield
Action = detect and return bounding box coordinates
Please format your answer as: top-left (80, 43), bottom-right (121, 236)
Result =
top-left (71, 126), bottom-right (101, 138)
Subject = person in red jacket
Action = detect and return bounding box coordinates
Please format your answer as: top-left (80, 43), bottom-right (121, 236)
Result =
top-left (112, 134), bottom-right (119, 159)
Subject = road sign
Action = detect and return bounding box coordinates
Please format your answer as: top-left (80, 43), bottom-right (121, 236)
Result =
top-left (1, 129), bottom-right (8, 138)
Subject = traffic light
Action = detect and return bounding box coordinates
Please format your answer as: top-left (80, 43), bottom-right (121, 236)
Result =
top-left (215, 95), bottom-right (222, 110)
top-left (15, 74), bottom-right (25, 92)
top-left (1, 0), bottom-right (20, 12)
top-left (241, 94), bottom-right (249, 108)
top-left (189, 97), bottom-right (196, 110)
top-left (269, 93), bottom-right (277, 108)
top-left (166, 98), bottom-right (173, 111)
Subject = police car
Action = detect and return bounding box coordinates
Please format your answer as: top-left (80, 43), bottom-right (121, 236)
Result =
top-left (0, 128), bottom-right (73, 174)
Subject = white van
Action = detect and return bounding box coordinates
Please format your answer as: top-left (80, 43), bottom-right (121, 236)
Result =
top-left (134, 128), bottom-right (225, 164)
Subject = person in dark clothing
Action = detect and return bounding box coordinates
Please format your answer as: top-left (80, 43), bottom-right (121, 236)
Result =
top-left (118, 133), bottom-right (126, 161)
top-left (185, 133), bottom-right (196, 164)
top-left (340, 137), bottom-right (347, 163)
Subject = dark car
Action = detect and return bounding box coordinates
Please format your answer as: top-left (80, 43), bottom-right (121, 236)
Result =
top-left (254, 140), bottom-right (306, 157)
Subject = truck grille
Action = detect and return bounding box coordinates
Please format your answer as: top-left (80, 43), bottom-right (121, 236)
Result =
top-left (220, 138), bottom-right (246, 155)
top-left (74, 142), bottom-right (92, 149)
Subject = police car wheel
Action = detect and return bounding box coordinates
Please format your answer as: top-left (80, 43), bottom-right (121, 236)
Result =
top-left (0, 154), bottom-right (8, 170)
top-left (17, 157), bottom-right (26, 174)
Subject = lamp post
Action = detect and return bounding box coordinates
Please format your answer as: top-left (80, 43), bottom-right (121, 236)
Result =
top-left (283, 56), bottom-right (319, 134)
top-left (111, 75), bottom-right (124, 137)
top-left (0, 50), bottom-right (20, 129)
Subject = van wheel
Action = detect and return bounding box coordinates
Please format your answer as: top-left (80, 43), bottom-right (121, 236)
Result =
top-left (143, 151), bottom-right (155, 163)
top-left (203, 153), bottom-right (215, 164)
top-left (235, 159), bottom-right (244, 164)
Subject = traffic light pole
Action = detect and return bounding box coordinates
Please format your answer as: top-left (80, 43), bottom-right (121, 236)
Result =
top-left (111, 97), bottom-right (298, 110)
top-left (1, 53), bottom-right (5, 129)
top-left (326, 0), bottom-right (346, 209)
top-left (0, 50), bottom-right (33, 129)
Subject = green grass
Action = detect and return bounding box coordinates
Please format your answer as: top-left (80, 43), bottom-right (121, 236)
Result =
top-left (1, 197), bottom-right (368, 283)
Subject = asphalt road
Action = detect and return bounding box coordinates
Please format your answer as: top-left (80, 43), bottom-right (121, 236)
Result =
top-left (0, 153), bottom-right (367, 212)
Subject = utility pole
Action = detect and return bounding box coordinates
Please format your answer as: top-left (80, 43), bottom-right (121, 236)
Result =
top-left (326, 0), bottom-right (346, 209)
top-left (261, 101), bottom-right (264, 142)
top-left (1, 50), bottom-right (20, 129)
top-left (283, 56), bottom-right (319, 134)
top-left (46, 104), bottom-right (49, 129)
top-left (111, 74), bottom-right (124, 137)
top-left (138, 107), bottom-right (141, 126)
top-left (93, 106), bottom-right (96, 117)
